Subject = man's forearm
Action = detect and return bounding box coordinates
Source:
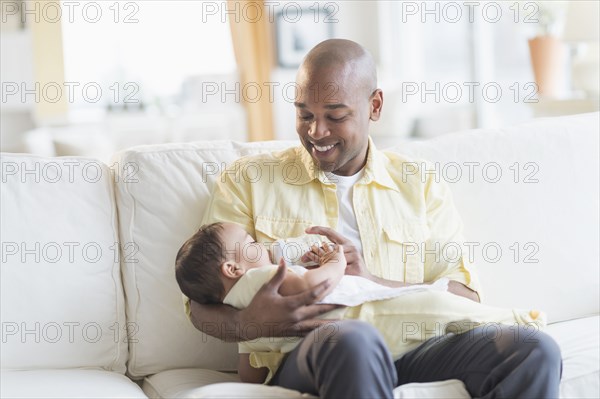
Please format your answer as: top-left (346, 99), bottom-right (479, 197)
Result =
top-left (189, 300), bottom-right (244, 342)
top-left (447, 280), bottom-right (480, 302)
top-left (370, 276), bottom-right (480, 302)
top-left (370, 275), bottom-right (411, 288)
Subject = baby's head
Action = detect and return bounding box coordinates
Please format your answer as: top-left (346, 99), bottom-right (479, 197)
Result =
top-left (175, 222), bottom-right (271, 304)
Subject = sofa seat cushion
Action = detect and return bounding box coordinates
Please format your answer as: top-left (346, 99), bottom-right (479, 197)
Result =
top-left (546, 315), bottom-right (600, 398)
top-left (142, 368), bottom-right (470, 399)
top-left (0, 369), bottom-right (147, 398)
top-left (142, 369), bottom-right (306, 398)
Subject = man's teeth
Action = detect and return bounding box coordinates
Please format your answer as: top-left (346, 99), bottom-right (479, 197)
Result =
top-left (314, 144), bottom-right (335, 152)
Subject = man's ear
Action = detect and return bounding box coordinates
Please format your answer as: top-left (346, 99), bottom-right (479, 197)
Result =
top-left (221, 261), bottom-right (244, 279)
top-left (369, 89), bottom-right (383, 121)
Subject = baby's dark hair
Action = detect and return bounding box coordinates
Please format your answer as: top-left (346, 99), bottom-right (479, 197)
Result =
top-left (175, 222), bottom-right (227, 305)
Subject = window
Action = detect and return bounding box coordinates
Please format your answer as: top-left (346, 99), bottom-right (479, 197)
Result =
top-left (61, 1), bottom-right (236, 111)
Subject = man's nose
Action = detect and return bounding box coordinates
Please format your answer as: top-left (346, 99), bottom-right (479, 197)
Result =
top-left (308, 120), bottom-right (330, 139)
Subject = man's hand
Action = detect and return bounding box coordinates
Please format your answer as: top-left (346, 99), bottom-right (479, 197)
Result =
top-left (238, 260), bottom-right (342, 340)
top-left (191, 260), bottom-right (342, 342)
top-left (303, 226), bottom-right (375, 281)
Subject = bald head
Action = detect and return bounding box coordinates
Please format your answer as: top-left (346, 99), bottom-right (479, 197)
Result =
top-left (298, 39), bottom-right (377, 98)
top-left (293, 40), bottom-right (384, 176)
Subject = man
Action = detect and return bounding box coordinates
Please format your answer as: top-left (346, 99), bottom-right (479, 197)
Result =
top-left (188, 39), bottom-right (562, 398)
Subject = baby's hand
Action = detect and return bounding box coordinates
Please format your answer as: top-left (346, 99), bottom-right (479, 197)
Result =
top-left (302, 241), bottom-right (341, 266)
top-left (320, 243), bottom-right (346, 268)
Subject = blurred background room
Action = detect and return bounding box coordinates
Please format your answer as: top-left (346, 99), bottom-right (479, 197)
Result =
top-left (1, 0), bottom-right (599, 161)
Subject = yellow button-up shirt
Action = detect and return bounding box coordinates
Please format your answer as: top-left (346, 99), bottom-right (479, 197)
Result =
top-left (185, 138), bottom-right (482, 380)
top-left (200, 137), bottom-right (480, 294)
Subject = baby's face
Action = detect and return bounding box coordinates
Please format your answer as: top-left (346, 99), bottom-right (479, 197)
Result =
top-left (221, 223), bottom-right (272, 271)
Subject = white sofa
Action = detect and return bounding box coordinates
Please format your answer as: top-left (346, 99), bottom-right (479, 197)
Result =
top-left (1, 113), bottom-right (598, 398)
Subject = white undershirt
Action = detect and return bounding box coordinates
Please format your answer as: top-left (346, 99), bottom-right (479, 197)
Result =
top-left (325, 169), bottom-right (365, 256)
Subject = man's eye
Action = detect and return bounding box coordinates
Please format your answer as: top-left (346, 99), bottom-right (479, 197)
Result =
top-left (329, 115), bottom-right (346, 122)
top-left (299, 114), bottom-right (313, 121)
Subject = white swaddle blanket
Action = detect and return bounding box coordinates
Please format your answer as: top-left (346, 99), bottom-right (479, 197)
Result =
top-left (287, 265), bottom-right (450, 307)
top-left (269, 235), bottom-right (450, 306)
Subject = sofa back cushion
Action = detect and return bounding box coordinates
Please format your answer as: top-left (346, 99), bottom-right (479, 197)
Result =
top-left (396, 112), bottom-right (599, 322)
top-left (0, 154), bottom-right (128, 372)
top-left (112, 141), bottom-right (297, 378)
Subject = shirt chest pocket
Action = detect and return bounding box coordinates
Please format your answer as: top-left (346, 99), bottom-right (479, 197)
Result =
top-left (383, 223), bottom-right (430, 283)
top-left (254, 216), bottom-right (315, 243)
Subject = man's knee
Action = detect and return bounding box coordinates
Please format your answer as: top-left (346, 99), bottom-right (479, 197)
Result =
top-left (531, 331), bottom-right (562, 371)
top-left (298, 321), bottom-right (396, 397)
top-left (499, 326), bottom-right (562, 371)
top-left (314, 320), bottom-right (388, 359)
top-left (330, 320), bottom-right (384, 344)
top-left (515, 327), bottom-right (560, 357)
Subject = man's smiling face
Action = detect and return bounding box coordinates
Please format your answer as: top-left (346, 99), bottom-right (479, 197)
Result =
top-left (294, 63), bottom-right (380, 176)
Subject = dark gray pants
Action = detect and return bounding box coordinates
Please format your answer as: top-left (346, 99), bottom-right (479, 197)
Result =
top-left (270, 320), bottom-right (563, 398)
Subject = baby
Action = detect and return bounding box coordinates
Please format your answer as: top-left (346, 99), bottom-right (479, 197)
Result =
top-left (176, 222), bottom-right (545, 382)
